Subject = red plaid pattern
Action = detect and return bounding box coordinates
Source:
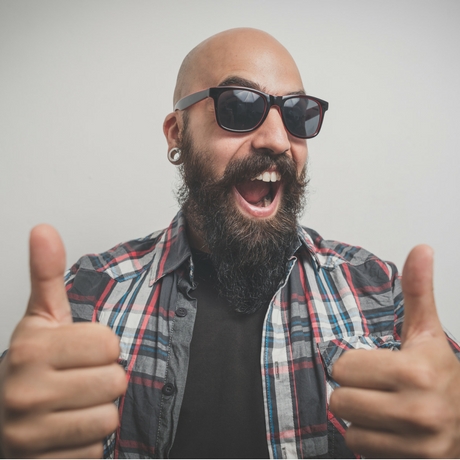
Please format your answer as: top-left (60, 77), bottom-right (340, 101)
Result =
top-left (63, 212), bottom-right (460, 458)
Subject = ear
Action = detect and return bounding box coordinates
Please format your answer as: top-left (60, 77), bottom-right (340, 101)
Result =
top-left (163, 112), bottom-right (182, 150)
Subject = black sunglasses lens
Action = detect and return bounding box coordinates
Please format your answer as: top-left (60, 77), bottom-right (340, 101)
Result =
top-left (217, 89), bottom-right (266, 131)
top-left (282, 97), bottom-right (321, 138)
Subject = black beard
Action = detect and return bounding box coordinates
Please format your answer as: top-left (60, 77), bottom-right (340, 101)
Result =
top-left (177, 125), bottom-right (308, 314)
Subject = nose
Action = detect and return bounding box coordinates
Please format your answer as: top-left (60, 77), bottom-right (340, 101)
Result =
top-left (251, 106), bottom-right (291, 155)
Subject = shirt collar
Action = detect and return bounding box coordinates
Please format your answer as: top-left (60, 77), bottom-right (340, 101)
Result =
top-left (147, 212), bottom-right (341, 287)
top-left (295, 225), bottom-right (323, 269)
top-left (148, 211), bottom-right (192, 286)
top-left (296, 225), bottom-right (351, 270)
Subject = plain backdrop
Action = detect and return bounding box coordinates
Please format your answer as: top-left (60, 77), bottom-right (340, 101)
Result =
top-left (1, 0), bottom-right (459, 351)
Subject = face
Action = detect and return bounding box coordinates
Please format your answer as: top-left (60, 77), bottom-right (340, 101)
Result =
top-left (178, 37), bottom-right (308, 228)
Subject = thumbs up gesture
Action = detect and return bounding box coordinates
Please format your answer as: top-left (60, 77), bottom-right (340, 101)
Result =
top-left (0, 225), bottom-right (127, 458)
top-left (330, 245), bottom-right (460, 458)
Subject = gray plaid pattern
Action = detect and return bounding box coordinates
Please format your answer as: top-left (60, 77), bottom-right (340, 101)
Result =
top-left (62, 212), bottom-right (459, 458)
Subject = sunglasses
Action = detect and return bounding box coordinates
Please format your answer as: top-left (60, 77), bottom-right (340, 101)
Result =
top-left (174, 86), bottom-right (329, 139)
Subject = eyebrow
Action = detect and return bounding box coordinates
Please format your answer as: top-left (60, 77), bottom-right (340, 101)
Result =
top-left (218, 75), bottom-right (306, 96)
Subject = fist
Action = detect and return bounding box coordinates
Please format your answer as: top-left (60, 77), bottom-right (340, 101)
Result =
top-left (330, 245), bottom-right (460, 458)
top-left (0, 225), bottom-right (128, 458)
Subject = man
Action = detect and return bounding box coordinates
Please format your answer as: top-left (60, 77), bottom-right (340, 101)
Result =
top-left (1, 28), bottom-right (460, 459)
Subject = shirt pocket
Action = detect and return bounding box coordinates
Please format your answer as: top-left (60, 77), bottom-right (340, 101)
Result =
top-left (316, 336), bottom-right (399, 455)
top-left (317, 335), bottom-right (400, 398)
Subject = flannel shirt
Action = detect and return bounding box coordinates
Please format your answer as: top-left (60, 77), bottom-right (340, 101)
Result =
top-left (64, 211), bottom-right (460, 459)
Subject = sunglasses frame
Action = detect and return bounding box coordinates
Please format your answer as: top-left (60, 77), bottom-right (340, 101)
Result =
top-left (174, 86), bottom-right (329, 139)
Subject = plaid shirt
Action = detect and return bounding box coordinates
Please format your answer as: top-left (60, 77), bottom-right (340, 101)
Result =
top-left (64, 211), bottom-right (460, 459)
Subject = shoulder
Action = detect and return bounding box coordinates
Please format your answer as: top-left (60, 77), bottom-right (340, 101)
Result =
top-left (297, 225), bottom-right (399, 281)
top-left (296, 226), bottom-right (404, 339)
top-left (66, 228), bottom-right (168, 283)
top-left (64, 228), bottom-right (172, 323)
top-left (65, 211), bottom-right (190, 283)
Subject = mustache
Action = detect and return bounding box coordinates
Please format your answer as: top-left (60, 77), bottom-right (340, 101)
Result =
top-left (206, 150), bottom-right (300, 191)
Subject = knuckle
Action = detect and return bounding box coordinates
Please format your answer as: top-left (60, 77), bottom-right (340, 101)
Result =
top-left (108, 332), bottom-right (122, 358)
top-left (112, 365), bottom-right (128, 395)
top-left (3, 383), bottom-right (29, 413)
top-left (99, 404), bottom-right (120, 437)
top-left (73, 322), bottom-right (120, 363)
top-left (331, 356), bottom-right (346, 381)
top-left (419, 399), bottom-right (450, 432)
top-left (421, 404), bottom-right (447, 432)
top-left (328, 390), bottom-right (338, 411)
top-left (401, 396), bottom-right (448, 432)
top-left (101, 365), bottom-right (127, 400)
top-left (97, 326), bottom-right (120, 361)
top-left (3, 373), bottom-right (56, 414)
top-left (328, 388), bottom-right (343, 415)
top-left (3, 379), bottom-right (41, 413)
top-left (7, 340), bottom-right (41, 368)
top-left (331, 349), bottom-right (364, 383)
top-left (2, 380), bottom-right (20, 412)
top-left (399, 361), bottom-right (436, 390)
top-left (86, 442), bottom-right (104, 459)
top-left (343, 425), bottom-right (360, 451)
top-left (2, 424), bottom-right (30, 456)
top-left (421, 437), bottom-right (452, 459)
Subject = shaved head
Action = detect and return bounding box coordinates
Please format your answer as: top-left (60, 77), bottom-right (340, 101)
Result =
top-left (173, 28), bottom-right (304, 105)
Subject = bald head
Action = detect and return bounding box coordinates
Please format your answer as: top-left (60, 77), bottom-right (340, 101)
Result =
top-left (173, 28), bottom-right (304, 106)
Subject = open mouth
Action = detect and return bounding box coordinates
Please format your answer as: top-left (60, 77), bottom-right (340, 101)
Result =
top-left (233, 168), bottom-right (283, 218)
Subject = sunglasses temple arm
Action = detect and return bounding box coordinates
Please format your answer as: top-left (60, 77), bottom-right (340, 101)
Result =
top-left (174, 88), bottom-right (211, 111)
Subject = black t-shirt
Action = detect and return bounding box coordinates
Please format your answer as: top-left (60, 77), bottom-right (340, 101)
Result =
top-left (169, 250), bottom-right (270, 459)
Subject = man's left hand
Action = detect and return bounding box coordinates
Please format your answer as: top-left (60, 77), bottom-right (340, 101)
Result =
top-left (330, 245), bottom-right (460, 458)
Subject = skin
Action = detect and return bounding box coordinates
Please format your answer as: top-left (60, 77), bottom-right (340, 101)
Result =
top-left (1, 28), bottom-right (460, 458)
top-left (0, 225), bottom-right (128, 458)
top-left (330, 245), bottom-right (460, 458)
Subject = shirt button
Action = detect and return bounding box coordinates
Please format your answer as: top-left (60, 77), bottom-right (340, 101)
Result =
top-left (162, 382), bottom-right (176, 396)
top-left (176, 307), bottom-right (187, 317)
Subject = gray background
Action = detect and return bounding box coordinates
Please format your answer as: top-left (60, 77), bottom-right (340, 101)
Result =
top-left (1, 0), bottom-right (459, 351)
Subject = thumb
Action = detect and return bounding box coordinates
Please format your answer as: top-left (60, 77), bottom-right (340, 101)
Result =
top-left (401, 244), bottom-right (443, 345)
top-left (26, 224), bottom-right (72, 325)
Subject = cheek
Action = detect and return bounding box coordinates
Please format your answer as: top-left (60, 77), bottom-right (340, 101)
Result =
top-left (186, 110), bottom-right (250, 177)
top-left (291, 140), bottom-right (308, 172)
top-left (204, 136), bottom-right (253, 178)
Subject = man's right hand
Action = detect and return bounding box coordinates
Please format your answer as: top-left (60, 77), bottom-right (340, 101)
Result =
top-left (0, 225), bottom-right (128, 458)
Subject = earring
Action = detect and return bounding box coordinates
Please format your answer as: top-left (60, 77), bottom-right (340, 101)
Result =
top-left (167, 147), bottom-right (183, 165)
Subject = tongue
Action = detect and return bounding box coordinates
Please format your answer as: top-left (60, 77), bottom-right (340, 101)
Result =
top-left (236, 180), bottom-right (270, 205)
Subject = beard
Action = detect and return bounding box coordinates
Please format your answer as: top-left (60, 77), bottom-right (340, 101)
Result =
top-left (177, 122), bottom-right (308, 314)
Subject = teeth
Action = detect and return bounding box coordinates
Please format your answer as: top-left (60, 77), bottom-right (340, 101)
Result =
top-left (251, 170), bottom-right (281, 182)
